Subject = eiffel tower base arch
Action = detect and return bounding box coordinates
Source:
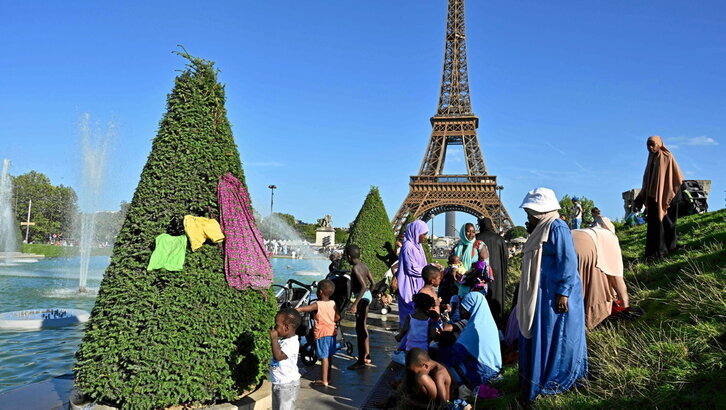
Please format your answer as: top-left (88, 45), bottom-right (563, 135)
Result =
top-left (392, 175), bottom-right (513, 236)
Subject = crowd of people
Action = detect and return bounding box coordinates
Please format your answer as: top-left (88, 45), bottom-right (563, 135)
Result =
top-left (267, 136), bottom-right (683, 409)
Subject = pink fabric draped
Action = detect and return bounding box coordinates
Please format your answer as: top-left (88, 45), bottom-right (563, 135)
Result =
top-left (218, 172), bottom-right (273, 290)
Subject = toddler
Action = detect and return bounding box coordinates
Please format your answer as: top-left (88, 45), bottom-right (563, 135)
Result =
top-left (269, 308), bottom-right (302, 410)
top-left (395, 293), bottom-right (437, 352)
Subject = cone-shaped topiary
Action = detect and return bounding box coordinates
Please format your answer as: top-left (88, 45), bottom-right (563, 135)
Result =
top-left (344, 187), bottom-right (396, 281)
top-left (401, 213), bottom-right (433, 261)
top-left (74, 51), bottom-right (276, 409)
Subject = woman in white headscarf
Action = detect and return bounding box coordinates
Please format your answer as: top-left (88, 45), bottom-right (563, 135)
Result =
top-left (517, 188), bottom-right (588, 402)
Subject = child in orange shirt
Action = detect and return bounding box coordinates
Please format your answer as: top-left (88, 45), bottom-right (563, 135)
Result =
top-left (297, 279), bottom-right (340, 387)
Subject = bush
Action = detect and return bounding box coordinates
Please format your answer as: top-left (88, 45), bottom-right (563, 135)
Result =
top-left (559, 194), bottom-right (595, 226)
top-left (343, 187), bottom-right (396, 281)
top-left (74, 51), bottom-right (277, 409)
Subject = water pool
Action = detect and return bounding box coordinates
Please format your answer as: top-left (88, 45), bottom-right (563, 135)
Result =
top-left (0, 256), bottom-right (327, 393)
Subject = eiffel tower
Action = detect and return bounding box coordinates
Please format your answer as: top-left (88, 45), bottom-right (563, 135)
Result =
top-left (392, 0), bottom-right (513, 235)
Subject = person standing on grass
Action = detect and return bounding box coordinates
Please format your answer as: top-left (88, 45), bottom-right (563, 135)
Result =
top-left (396, 220), bottom-right (429, 327)
top-left (634, 135), bottom-right (684, 260)
top-left (517, 187), bottom-right (588, 403)
top-left (572, 197), bottom-right (583, 229)
top-left (346, 244), bottom-right (375, 370)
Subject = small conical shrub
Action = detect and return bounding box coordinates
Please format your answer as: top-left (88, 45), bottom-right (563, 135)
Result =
top-left (344, 187), bottom-right (396, 281)
top-left (74, 51), bottom-right (276, 409)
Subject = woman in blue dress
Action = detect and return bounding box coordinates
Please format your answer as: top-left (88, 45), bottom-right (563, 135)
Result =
top-left (517, 187), bottom-right (588, 402)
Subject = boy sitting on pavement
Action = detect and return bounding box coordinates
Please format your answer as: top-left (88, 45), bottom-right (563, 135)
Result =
top-left (269, 308), bottom-right (302, 410)
top-left (406, 347), bottom-right (458, 405)
top-left (296, 279), bottom-right (341, 387)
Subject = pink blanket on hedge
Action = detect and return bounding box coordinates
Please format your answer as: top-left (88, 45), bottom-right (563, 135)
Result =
top-left (218, 172), bottom-right (272, 290)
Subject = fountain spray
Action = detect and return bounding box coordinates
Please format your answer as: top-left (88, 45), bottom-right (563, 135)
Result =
top-left (0, 159), bottom-right (17, 263)
top-left (77, 114), bottom-right (112, 293)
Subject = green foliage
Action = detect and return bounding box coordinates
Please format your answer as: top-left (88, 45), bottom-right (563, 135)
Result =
top-left (12, 171), bottom-right (78, 243)
top-left (504, 225), bottom-right (527, 241)
top-left (335, 227), bottom-right (349, 244)
top-left (74, 51), bottom-right (277, 409)
top-left (295, 223), bottom-right (318, 243)
top-left (493, 209), bottom-right (726, 408)
top-left (558, 194), bottom-right (595, 227)
top-left (343, 187), bottom-right (396, 281)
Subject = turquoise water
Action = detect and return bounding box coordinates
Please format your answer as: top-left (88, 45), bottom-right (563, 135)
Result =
top-left (0, 256), bottom-right (327, 393)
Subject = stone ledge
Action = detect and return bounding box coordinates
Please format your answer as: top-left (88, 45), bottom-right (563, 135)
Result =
top-left (68, 380), bottom-right (272, 410)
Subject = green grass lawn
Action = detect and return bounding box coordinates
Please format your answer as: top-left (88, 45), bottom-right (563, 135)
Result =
top-left (484, 209), bottom-right (726, 409)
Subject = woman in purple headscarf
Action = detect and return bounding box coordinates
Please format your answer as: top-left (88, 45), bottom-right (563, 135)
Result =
top-left (396, 219), bottom-right (429, 327)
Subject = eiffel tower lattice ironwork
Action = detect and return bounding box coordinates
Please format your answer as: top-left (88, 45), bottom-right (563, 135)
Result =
top-left (392, 0), bottom-right (513, 235)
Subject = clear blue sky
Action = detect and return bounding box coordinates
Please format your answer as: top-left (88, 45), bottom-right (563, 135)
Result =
top-left (1, 0), bottom-right (724, 234)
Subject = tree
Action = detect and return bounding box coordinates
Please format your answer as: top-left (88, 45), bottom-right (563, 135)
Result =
top-left (504, 225), bottom-right (528, 241)
top-left (74, 52), bottom-right (276, 409)
top-left (334, 227), bottom-right (349, 244)
top-left (559, 194), bottom-right (595, 227)
top-left (12, 171), bottom-right (78, 243)
top-left (91, 201), bottom-right (130, 245)
top-left (344, 187), bottom-right (396, 281)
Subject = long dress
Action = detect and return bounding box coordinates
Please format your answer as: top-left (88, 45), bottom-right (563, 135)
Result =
top-left (572, 229), bottom-right (612, 330)
top-left (396, 220), bottom-right (428, 327)
top-left (476, 221), bottom-right (508, 328)
top-left (518, 219), bottom-right (588, 401)
top-left (638, 136), bottom-right (684, 259)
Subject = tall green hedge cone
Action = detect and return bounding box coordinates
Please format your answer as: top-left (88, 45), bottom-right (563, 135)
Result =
top-left (343, 187), bottom-right (396, 281)
top-left (74, 51), bottom-right (277, 409)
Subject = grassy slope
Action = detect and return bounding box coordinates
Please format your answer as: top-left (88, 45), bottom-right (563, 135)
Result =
top-left (486, 209), bottom-right (726, 409)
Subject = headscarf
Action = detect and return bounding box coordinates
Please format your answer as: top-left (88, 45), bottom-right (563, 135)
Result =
top-left (593, 215), bottom-right (615, 233)
top-left (517, 209), bottom-right (560, 339)
top-left (641, 136), bottom-right (684, 221)
top-left (453, 223), bottom-right (477, 270)
top-left (478, 217), bottom-right (496, 234)
top-left (456, 292), bottom-right (502, 373)
top-left (396, 220), bottom-right (429, 303)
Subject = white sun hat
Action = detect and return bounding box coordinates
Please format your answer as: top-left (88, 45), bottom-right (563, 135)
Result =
top-left (519, 187), bottom-right (561, 213)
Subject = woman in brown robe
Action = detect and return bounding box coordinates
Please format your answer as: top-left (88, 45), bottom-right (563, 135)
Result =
top-left (634, 136), bottom-right (684, 260)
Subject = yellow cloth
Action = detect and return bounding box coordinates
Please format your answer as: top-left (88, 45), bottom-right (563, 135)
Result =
top-left (183, 215), bottom-right (225, 251)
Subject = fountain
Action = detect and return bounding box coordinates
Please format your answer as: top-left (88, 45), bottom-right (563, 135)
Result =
top-left (76, 114), bottom-right (112, 293)
top-left (263, 213), bottom-right (330, 275)
top-left (0, 159), bottom-right (17, 264)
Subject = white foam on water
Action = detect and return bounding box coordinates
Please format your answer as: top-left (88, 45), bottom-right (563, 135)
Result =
top-left (44, 288), bottom-right (99, 298)
top-left (295, 271), bottom-right (322, 277)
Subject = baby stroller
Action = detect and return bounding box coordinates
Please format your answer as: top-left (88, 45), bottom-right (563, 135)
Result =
top-left (369, 265), bottom-right (395, 315)
top-left (325, 270), bottom-right (355, 358)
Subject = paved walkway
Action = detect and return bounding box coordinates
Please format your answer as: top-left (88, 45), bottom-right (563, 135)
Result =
top-left (297, 316), bottom-right (398, 409)
top-left (0, 306), bottom-right (401, 409)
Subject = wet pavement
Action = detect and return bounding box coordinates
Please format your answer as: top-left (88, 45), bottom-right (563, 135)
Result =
top-left (296, 308), bottom-right (400, 409)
